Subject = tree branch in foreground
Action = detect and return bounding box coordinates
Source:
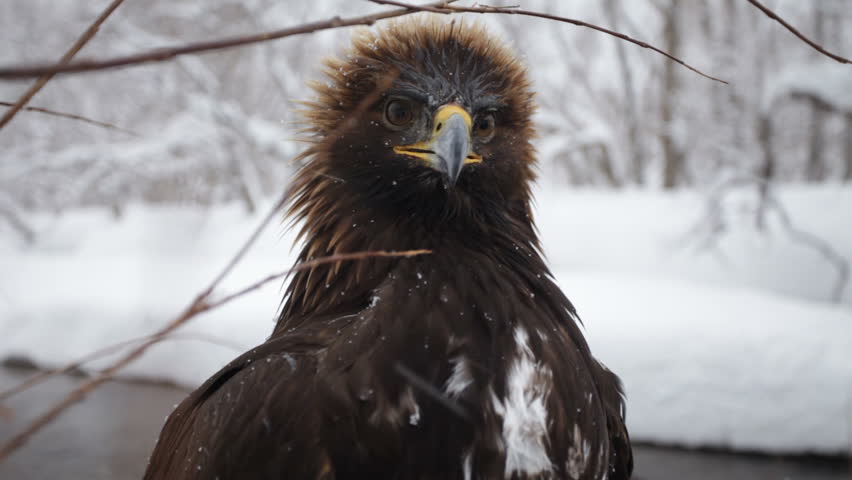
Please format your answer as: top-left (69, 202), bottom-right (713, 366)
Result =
top-left (0, 0), bottom-right (128, 132)
top-left (0, 248), bottom-right (429, 459)
top-left (0, 332), bottom-right (245, 404)
top-left (745, 0), bottom-right (851, 64)
top-left (370, 0), bottom-right (728, 84)
top-left (0, 101), bottom-right (138, 135)
top-left (0, 71), bottom-right (409, 461)
top-left (0, 1), bottom-right (456, 80)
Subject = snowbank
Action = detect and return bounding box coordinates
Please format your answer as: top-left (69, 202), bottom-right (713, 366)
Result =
top-left (0, 202), bottom-right (292, 387)
top-left (762, 61), bottom-right (852, 113)
top-left (535, 185), bottom-right (852, 306)
top-left (2, 186), bottom-right (851, 454)
top-left (560, 272), bottom-right (852, 455)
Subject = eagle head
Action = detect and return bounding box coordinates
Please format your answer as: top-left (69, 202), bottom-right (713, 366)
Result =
top-left (282, 17), bottom-right (544, 322)
top-left (299, 18), bottom-right (537, 217)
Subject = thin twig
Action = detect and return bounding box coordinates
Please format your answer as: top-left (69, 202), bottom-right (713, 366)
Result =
top-left (745, 0), bottom-right (851, 64)
top-left (206, 70), bottom-right (397, 293)
top-left (0, 333), bottom-right (245, 403)
top-left (206, 250), bottom-right (431, 311)
top-left (0, 1), bottom-right (456, 80)
top-left (764, 194), bottom-right (849, 302)
top-left (0, 101), bottom-right (138, 135)
top-left (0, 73), bottom-right (413, 460)
top-left (0, 249), bottom-right (429, 459)
top-left (686, 176), bottom-right (849, 303)
top-left (370, 0), bottom-right (728, 84)
top-left (0, 0), bottom-right (127, 131)
top-left (0, 206), bottom-right (36, 244)
top-left (475, 4), bottom-right (520, 9)
top-left (394, 363), bottom-right (470, 420)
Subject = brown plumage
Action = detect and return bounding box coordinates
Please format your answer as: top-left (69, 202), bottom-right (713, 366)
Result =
top-left (145, 18), bottom-right (632, 480)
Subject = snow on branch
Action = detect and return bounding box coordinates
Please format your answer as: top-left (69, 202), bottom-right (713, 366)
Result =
top-left (762, 62), bottom-right (852, 114)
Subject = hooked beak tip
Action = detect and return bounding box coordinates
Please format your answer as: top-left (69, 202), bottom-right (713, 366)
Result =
top-left (433, 113), bottom-right (470, 185)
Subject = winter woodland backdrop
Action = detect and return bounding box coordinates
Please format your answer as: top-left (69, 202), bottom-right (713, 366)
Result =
top-left (1, 0), bottom-right (851, 459)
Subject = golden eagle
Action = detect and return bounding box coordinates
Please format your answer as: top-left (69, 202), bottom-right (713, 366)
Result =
top-left (145, 18), bottom-right (632, 480)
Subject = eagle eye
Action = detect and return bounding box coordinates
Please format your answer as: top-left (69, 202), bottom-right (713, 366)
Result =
top-left (383, 97), bottom-right (416, 130)
top-left (473, 113), bottom-right (496, 142)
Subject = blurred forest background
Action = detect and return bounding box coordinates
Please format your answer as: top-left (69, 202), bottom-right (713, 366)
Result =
top-left (1, 1), bottom-right (852, 476)
top-left (1, 0), bottom-right (850, 225)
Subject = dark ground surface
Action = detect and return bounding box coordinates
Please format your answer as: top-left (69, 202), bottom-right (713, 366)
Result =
top-left (1, 366), bottom-right (849, 480)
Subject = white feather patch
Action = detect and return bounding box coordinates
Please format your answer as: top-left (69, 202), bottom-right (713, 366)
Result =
top-left (445, 356), bottom-right (474, 398)
top-left (566, 423), bottom-right (591, 478)
top-left (492, 326), bottom-right (554, 478)
top-left (409, 402), bottom-right (421, 426)
top-left (462, 450), bottom-right (473, 480)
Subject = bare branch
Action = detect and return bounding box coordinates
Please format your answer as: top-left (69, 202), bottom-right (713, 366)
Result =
top-left (0, 101), bottom-right (138, 135)
top-left (0, 205), bottom-right (36, 244)
top-left (0, 0), bottom-right (128, 132)
top-left (206, 249), bottom-right (431, 311)
top-left (0, 1), bottom-right (456, 80)
top-left (0, 0), bottom-right (727, 84)
top-left (764, 194), bottom-right (849, 302)
top-left (0, 333), bottom-right (244, 403)
top-left (745, 0), bottom-right (851, 64)
top-left (0, 248), bottom-right (429, 459)
top-left (0, 73), bottom-right (416, 460)
top-left (687, 176), bottom-right (849, 303)
top-left (370, 0), bottom-right (728, 84)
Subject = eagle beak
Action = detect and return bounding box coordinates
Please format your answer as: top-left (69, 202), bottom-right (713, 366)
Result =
top-left (394, 104), bottom-right (483, 184)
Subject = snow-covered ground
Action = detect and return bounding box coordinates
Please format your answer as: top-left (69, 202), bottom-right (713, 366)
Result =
top-left (1, 185), bottom-right (851, 455)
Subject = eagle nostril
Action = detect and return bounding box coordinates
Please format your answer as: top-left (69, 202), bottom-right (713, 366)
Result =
top-left (436, 123), bottom-right (442, 132)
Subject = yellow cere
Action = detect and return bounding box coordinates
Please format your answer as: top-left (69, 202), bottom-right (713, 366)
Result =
top-left (433, 104), bottom-right (472, 130)
top-left (393, 104), bottom-right (483, 164)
